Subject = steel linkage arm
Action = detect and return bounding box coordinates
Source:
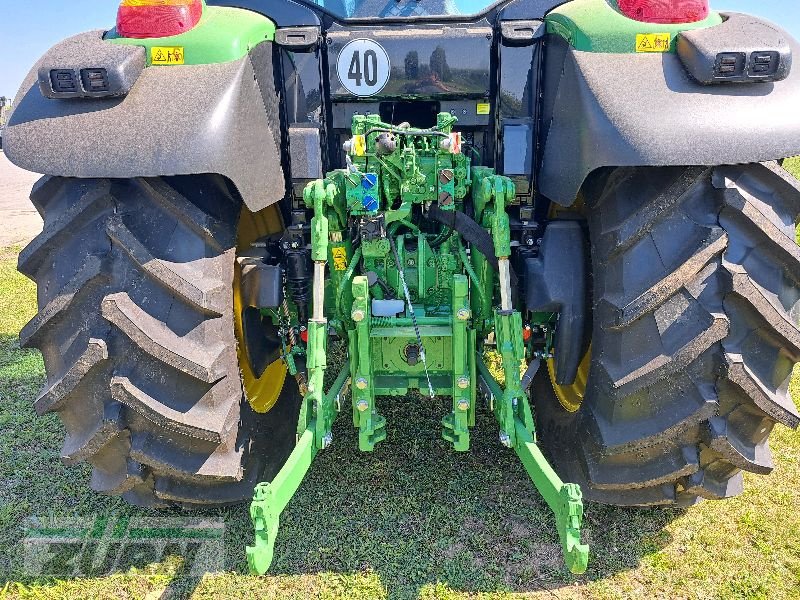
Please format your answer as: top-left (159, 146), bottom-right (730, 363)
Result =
top-left (477, 169), bottom-right (589, 575)
top-left (513, 423), bottom-right (589, 574)
top-left (477, 359), bottom-right (589, 574)
top-left (247, 178), bottom-right (347, 575)
top-left (247, 427), bottom-right (314, 575)
top-left (246, 361), bottom-right (350, 574)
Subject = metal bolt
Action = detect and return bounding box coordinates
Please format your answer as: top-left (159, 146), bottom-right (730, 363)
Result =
top-left (457, 399), bottom-right (470, 412)
top-left (457, 377), bottom-right (470, 390)
top-left (407, 258), bottom-right (416, 267)
top-left (355, 378), bottom-right (369, 390)
top-left (352, 309), bottom-right (366, 322)
top-left (356, 399), bottom-right (369, 411)
top-left (321, 432), bottom-right (333, 449)
top-left (499, 432), bottom-right (512, 448)
top-left (456, 308), bottom-right (471, 321)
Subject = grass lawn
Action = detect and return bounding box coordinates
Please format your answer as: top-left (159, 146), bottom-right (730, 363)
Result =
top-left (786, 157), bottom-right (800, 181)
top-left (1, 164), bottom-right (800, 599)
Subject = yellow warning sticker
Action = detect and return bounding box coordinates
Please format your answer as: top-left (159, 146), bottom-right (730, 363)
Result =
top-left (476, 102), bottom-right (491, 115)
top-left (151, 47), bottom-right (185, 65)
top-left (352, 134), bottom-right (366, 157)
top-left (332, 247), bottom-right (348, 271)
top-left (635, 33), bottom-right (671, 53)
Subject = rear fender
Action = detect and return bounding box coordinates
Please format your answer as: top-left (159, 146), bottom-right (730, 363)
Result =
top-left (4, 27), bottom-right (285, 212)
top-left (538, 15), bottom-right (800, 206)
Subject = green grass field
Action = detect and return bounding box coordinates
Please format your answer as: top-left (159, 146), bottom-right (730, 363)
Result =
top-left (1, 162), bottom-right (800, 599)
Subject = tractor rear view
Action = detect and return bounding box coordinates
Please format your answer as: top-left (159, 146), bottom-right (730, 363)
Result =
top-left (4, 0), bottom-right (800, 575)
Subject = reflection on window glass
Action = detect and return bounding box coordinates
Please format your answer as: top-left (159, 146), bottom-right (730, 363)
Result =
top-left (307, 0), bottom-right (501, 19)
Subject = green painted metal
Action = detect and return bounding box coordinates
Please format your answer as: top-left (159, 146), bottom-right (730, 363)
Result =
top-left (476, 358), bottom-right (589, 575)
top-left (471, 174), bottom-right (589, 572)
top-left (247, 112), bottom-right (589, 576)
top-left (350, 275), bottom-right (388, 451)
top-left (515, 431), bottom-right (589, 574)
top-left (247, 361), bottom-right (350, 575)
top-left (247, 171), bottom-right (349, 576)
top-left (545, 0), bottom-right (723, 53)
top-left (247, 427), bottom-right (314, 575)
top-left (441, 275), bottom-right (472, 451)
top-left (107, 5), bottom-right (276, 66)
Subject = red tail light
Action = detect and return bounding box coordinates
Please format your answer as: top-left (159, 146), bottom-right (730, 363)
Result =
top-left (117, 0), bottom-right (203, 39)
top-left (617, 0), bottom-right (710, 24)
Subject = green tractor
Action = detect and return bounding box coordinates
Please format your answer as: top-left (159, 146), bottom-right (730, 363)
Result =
top-left (5, 0), bottom-right (800, 575)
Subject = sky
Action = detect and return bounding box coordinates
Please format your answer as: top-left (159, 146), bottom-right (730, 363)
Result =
top-left (0, 0), bottom-right (799, 99)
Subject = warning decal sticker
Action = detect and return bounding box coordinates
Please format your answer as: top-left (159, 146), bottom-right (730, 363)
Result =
top-left (635, 33), bottom-right (671, 53)
top-left (151, 47), bottom-right (185, 65)
top-left (332, 247), bottom-right (348, 271)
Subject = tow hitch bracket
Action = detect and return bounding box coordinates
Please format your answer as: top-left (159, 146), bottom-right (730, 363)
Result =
top-left (246, 112), bottom-right (589, 576)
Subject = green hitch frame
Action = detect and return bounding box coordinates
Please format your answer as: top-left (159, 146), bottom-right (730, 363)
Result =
top-left (247, 112), bottom-right (589, 577)
top-left (247, 360), bottom-right (351, 574)
top-left (477, 171), bottom-right (589, 574)
top-left (477, 358), bottom-right (589, 575)
top-left (441, 274), bottom-right (474, 451)
top-left (350, 275), bottom-right (388, 452)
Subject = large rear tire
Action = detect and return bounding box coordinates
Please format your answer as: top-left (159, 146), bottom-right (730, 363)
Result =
top-left (19, 175), bottom-right (300, 507)
top-left (536, 162), bottom-right (800, 506)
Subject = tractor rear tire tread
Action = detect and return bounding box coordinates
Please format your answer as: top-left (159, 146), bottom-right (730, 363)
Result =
top-left (537, 162), bottom-right (800, 506)
top-left (20, 176), bottom-right (296, 508)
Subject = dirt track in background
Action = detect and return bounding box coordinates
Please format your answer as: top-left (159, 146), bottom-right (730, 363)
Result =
top-left (0, 152), bottom-right (42, 247)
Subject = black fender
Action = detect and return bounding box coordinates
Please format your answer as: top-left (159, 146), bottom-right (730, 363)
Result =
top-left (538, 15), bottom-right (800, 206)
top-left (4, 31), bottom-right (285, 212)
top-left (524, 221), bottom-right (587, 386)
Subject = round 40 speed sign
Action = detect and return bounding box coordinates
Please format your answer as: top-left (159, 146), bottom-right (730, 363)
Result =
top-left (336, 39), bottom-right (391, 97)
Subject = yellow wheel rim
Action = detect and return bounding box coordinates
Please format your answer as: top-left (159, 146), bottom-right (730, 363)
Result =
top-left (547, 345), bottom-right (590, 413)
top-left (234, 205), bottom-right (288, 414)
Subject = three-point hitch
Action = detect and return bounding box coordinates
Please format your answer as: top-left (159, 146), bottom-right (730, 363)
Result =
top-left (246, 113), bottom-right (589, 575)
